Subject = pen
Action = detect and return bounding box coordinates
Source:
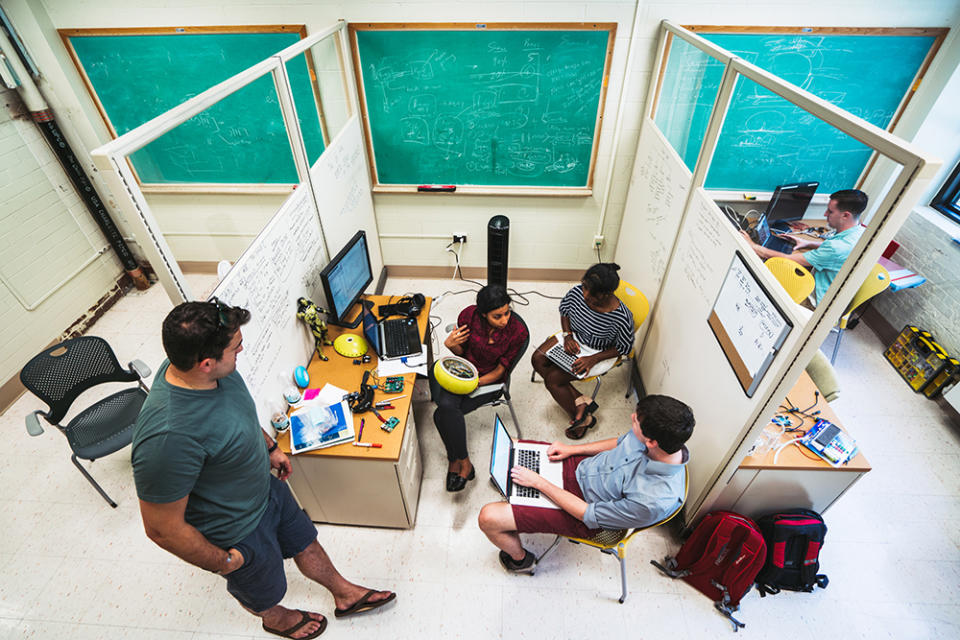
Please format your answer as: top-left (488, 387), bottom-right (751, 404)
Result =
top-left (352, 442), bottom-right (382, 448)
top-left (358, 418), bottom-right (364, 442)
top-left (381, 395), bottom-right (407, 403)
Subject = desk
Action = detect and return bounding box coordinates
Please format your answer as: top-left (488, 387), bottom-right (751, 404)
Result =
top-left (277, 295), bottom-right (430, 529)
top-left (714, 372), bottom-right (871, 519)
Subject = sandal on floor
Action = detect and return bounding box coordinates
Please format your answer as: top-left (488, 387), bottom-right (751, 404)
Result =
top-left (334, 590), bottom-right (397, 618)
top-left (262, 610), bottom-right (327, 639)
top-left (565, 414), bottom-right (597, 440)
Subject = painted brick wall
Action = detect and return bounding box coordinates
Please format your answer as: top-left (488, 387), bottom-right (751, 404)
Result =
top-left (0, 87), bottom-right (123, 394)
top-left (872, 210), bottom-right (960, 354)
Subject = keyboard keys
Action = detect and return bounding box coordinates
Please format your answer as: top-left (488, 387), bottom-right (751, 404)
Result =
top-left (515, 449), bottom-right (542, 498)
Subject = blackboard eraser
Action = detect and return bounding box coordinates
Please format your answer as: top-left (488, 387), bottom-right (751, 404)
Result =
top-left (417, 185), bottom-right (456, 192)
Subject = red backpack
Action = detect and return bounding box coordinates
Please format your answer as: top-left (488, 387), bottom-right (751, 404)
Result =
top-left (652, 511), bottom-right (766, 631)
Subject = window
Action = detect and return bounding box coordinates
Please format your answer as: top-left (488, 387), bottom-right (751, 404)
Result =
top-left (931, 160), bottom-right (960, 225)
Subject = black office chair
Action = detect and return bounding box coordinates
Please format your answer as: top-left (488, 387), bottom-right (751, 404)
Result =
top-left (464, 312), bottom-right (530, 437)
top-left (20, 336), bottom-right (152, 508)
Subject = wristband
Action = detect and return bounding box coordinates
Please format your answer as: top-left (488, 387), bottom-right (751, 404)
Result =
top-left (562, 332), bottom-right (571, 338)
top-left (267, 440), bottom-right (279, 453)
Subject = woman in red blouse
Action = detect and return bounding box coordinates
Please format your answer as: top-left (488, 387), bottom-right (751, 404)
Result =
top-left (430, 285), bottom-right (528, 492)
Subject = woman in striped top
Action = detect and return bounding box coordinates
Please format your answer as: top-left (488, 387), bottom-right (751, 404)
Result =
top-left (532, 263), bottom-right (634, 439)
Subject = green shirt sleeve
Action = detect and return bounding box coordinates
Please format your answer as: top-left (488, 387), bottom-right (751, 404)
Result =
top-left (132, 430), bottom-right (204, 504)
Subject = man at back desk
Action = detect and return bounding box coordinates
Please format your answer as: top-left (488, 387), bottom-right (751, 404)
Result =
top-left (742, 189), bottom-right (867, 303)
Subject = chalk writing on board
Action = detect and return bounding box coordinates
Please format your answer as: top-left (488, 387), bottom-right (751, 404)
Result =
top-left (68, 31), bottom-right (325, 185)
top-left (355, 29), bottom-right (610, 187)
top-left (655, 32), bottom-right (938, 192)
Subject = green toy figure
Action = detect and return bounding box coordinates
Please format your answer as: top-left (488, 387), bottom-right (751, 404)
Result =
top-left (297, 297), bottom-right (332, 361)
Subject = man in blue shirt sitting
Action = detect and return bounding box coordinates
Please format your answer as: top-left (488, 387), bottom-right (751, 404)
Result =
top-left (478, 395), bottom-right (694, 573)
top-left (742, 189), bottom-right (868, 303)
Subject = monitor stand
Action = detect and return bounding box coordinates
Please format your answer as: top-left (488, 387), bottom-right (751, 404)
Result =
top-left (325, 298), bottom-right (374, 329)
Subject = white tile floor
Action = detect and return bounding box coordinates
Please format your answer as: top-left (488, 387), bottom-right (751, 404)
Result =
top-left (1, 274), bottom-right (959, 639)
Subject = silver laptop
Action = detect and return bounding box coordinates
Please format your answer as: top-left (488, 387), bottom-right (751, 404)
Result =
top-left (544, 334), bottom-right (601, 380)
top-left (489, 414), bottom-right (563, 509)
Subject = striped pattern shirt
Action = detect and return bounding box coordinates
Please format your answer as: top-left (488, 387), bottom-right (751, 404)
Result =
top-left (558, 285), bottom-right (634, 356)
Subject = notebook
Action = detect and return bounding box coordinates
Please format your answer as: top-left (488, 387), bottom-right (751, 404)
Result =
top-left (489, 414), bottom-right (563, 509)
top-left (361, 302), bottom-right (421, 361)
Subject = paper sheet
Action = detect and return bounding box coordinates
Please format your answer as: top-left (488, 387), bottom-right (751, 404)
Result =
top-left (377, 345), bottom-right (428, 376)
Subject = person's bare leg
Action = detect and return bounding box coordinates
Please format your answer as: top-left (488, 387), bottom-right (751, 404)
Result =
top-left (532, 349), bottom-right (579, 421)
top-left (293, 540), bottom-right (394, 610)
top-left (478, 502), bottom-right (525, 561)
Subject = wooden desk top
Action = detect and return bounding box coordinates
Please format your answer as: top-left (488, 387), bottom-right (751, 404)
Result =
top-left (277, 295), bottom-right (431, 462)
top-left (740, 371), bottom-right (870, 472)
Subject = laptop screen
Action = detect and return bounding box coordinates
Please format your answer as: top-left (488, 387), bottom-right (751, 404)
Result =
top-left (765, 182), bottom-right (819, 223)
top-left (489, 414), bottom-right (512, 496)
top-left (361, 303), bottom-right (382, 357)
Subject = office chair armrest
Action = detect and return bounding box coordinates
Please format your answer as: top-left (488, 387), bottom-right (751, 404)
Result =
top-left (129, 359), bottom-right (152, 379)
top-left (469, 382), bottom-right (504, 398)
top-left (25, 410), bottom-right (46, 436)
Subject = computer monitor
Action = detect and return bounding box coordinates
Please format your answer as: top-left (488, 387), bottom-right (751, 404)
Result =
top-left (765, 182), bottom-right (819, 224)
top-left (319, 230), bottom-right (373, 326)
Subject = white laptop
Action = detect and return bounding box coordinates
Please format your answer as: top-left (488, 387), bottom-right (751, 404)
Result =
top-left (489, 414), bottom-right (563, 509)
top-left (544, 333), bottom-right (617, 380)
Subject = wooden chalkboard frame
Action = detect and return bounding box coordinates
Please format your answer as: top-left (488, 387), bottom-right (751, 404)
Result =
top-left (348, 22), bottom-right (617, 196)
top-left (59, 25), bottom-right (328, 194)
top-left (652, 26), bottom-right (948, 192)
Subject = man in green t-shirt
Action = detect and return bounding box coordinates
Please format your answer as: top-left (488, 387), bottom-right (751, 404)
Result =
top-left (133, 299), bottom-right (395, 639)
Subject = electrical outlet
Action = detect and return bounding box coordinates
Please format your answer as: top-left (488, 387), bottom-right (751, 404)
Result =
top-left (453, 234), bottom-right (467, 244)
top-left (593, 235), bottom-right (604, 248)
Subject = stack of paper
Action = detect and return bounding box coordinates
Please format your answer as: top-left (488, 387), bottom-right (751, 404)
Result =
top-left (289, 384), bottom-right (354, 453)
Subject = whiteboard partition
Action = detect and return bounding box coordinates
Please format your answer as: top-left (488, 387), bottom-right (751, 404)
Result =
top-left (707, 252), bottom-right (792, 397)
top-left (211, 119), bottom-right (376, 433)
top-left (614, 121), bottom-right (691, 347)
top-left (210, 185), bottom-right (324, 431)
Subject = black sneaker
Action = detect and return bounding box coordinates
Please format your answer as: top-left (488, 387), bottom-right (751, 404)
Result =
top-left (499, 549), bottom-right (536, 574)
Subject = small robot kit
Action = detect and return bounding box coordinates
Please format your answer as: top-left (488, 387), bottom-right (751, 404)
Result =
top-left (802, 418), bottom-right (858, 467)
top-left (884, 325), bottom-right (960, 398)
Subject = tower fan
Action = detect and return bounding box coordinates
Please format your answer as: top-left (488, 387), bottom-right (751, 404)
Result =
top-left (487, 215), bottom-right (509, 289)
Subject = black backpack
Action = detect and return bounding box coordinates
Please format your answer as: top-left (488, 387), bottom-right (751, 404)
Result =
top-left (755, 509), bottom-right (829, 596)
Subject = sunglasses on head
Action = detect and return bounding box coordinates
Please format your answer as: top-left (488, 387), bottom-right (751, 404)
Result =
top-left (208, 296), bottom-right (231, 329)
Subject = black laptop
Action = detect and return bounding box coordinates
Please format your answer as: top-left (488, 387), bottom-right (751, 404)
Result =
top-left (361, 302), bottom-right (421, 361)
top-left (751, 213), bottom-right (795, 254)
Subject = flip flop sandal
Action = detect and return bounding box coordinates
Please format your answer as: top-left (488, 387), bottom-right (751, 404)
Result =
top-left (569, 399), bottom-right (599, 425)
top-left (262, 610), bottom-right (327, 639)
top-left (334, 590), bottom-right (397, 618)
top-left (565, 414), bottom-right (597, 440)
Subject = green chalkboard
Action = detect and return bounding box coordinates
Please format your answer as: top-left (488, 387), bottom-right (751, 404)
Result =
top-left (351, 25), bottom-right (615, 191)
top-left (654, 29), bottom-right (945, 193)
top-left (63, 27), bottom-right (325, 186)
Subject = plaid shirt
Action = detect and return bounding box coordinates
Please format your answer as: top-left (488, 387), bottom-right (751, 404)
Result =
top-left (456, 305), bottom-right (528, 377)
